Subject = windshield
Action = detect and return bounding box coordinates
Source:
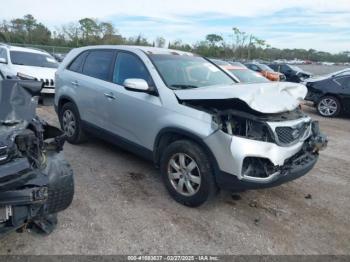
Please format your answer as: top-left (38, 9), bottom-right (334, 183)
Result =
top-left (258, 64), bottom-right (274, 72)
top-left (228, 68), bottom-right (269, 83)
top-left (10, 51), bottom-right (59, 68)
top-left (149, 55), bottom-right (236, 89)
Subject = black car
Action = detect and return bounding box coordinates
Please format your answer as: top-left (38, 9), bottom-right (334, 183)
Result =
top-left (304, 69), bottom-right (350, 117)
top-left (269, 63), bottom-right (311, 83)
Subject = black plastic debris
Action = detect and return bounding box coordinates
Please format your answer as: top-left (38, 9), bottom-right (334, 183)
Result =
top-left (305, 194), bottom-right (312, 199)
top-left (0, 79), bottom-right (74, 238)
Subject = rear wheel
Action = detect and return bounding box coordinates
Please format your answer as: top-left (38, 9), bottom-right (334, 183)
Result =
top-left (317, 96), bottom-right (341, 117)
top-left (160, 140), bottom-right (217, 207)
top-left (59, 102), bottom-right (87, 144)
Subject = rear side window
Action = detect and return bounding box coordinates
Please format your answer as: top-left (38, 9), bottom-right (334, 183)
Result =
top-left (68, 51), bottom-right (88, 72)
top-left (113, 52), bottom-right (153, 85)
top-left (82, 50), bottom-right (115, 81)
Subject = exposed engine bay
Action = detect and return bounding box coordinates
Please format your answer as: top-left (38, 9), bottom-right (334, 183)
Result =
top-left (0, 80), bottom-right (74, 237)
top-left (182, 98), bottom-right (327, 183)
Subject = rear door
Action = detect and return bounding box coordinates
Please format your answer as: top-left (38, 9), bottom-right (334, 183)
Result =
top-left (61, 49), bottom-right (116, 127)
top-left (334, 76), bottom-right (350, 112)
top-left (79, 49), bottom-right (117, 127)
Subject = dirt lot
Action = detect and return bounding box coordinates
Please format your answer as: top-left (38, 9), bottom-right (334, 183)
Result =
top-left (0, 103), bottom-right (349, 255)
top-left (1, 63), bottom-right (350, 255)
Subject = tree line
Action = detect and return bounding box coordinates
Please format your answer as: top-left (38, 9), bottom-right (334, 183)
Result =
top-left (0, 14), bottom-right (349, 63)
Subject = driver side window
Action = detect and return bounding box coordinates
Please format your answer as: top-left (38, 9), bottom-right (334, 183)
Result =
top-left (113, 52), bottom-right (153, 86)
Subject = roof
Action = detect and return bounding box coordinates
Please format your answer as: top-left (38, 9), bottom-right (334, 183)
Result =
top-left (72, 45), bottom-right (195, 56)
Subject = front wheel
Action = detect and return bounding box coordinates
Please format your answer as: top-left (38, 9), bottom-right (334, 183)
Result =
top-left (160, 140), bottom-right (218, 207)
top-left (317, 96), bottom-right (341, 117)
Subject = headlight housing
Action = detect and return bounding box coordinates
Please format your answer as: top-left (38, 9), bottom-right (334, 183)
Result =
top-left (214, 113), bottom-right (274, 142)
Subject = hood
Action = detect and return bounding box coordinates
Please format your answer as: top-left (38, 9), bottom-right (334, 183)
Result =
top-left (12, 65), bottom-right (57, 80)
top-left (174, 82), bottom-right (307, 114)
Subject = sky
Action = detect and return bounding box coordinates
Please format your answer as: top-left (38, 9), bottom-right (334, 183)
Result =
top-left (2, 0), bottom-right (350, 53)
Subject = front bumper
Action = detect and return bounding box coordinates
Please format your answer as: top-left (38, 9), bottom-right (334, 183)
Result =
top-left (215, 151), bottom-right (318, 191)
top-left (205, 122), bottom-right (327, 190)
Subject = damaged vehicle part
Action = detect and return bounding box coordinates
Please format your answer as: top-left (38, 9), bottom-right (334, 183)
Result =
top-left (0, 79), bottom-right (74, 238)
top-left (55, 46), bottom-right (326, 207)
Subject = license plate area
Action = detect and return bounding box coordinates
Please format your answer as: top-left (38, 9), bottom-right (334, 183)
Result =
top-left (0, 206), bottom-right (12, 223)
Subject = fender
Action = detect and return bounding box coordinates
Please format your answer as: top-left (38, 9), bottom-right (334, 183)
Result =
top-left (153, 127), bottom-right (220, 175)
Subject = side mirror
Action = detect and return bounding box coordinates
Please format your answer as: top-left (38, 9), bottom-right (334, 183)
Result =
top-left (0, 58), bottom-right (7, 64)
top-left (123, 78), bottom-right (151, 93)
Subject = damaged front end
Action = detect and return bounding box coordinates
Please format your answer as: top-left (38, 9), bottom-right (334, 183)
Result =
top-left (184, 98), bottom-right (327, 190)
top-left (0, 80), bottom-right (74, 237)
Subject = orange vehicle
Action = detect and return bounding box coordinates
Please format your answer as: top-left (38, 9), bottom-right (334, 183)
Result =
top-left (245, 62), bottom-right (286, 81)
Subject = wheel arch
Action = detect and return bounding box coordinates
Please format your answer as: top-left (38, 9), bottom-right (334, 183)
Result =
top-left (57, 95), bottom-right (79, 115)
top-left (153, 127), bottom-right (220, 175)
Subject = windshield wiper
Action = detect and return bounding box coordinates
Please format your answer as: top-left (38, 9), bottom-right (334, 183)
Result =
top-left (170, 84), bottom-right (198, 90)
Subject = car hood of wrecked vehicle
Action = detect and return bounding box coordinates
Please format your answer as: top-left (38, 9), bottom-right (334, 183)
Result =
top-left (173, 82), bottom-right (307, 114)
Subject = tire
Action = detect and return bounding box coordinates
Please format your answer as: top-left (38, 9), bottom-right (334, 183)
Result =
top-left (317, 96), bottom-right (341, 117)
top-left (160, 140), bottom-right (218, 207)
top-left (59, 102), bottom-right (87, 144)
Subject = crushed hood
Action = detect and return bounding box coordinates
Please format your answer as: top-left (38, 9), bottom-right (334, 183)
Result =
top-left (174, 82), bottom-right (307, 114)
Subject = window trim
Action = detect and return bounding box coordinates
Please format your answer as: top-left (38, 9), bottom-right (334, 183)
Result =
top-left (112, 50), bottom-right (156, 88)
top-left (81, 49), bottom-right (117, 82)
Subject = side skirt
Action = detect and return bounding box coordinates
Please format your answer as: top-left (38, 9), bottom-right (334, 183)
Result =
top-left (81, 121), bottom-right (154, 162)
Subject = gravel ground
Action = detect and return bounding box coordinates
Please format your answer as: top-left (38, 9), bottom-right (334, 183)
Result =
top-left (0, 65), bottom-right (349, 254)
top-left (0, 104), bottom-right (349, 255)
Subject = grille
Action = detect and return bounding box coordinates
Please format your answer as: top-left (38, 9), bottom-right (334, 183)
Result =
top-left (275, 123), bottom-right (309, 145)
top-left (35, 78), bottom-right (55, 88)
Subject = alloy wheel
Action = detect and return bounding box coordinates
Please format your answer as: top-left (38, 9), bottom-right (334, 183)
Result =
top-left (318, 98), bottom-right (338, 116)
top-left (62, 110), bottom-right (76, 137)
top-left (167, 153), bottom-right (201, 196)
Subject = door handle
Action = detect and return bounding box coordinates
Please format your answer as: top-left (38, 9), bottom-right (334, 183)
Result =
top-left (104, 93), bottom-right (116, 100)
top-left (71, 81), bottom-right (79, 86)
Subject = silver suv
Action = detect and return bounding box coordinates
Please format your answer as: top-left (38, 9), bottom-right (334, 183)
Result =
top-left (55, 46), bottom-right (327, 207)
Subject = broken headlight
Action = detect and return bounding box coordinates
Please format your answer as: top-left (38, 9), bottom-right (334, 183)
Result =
top-left (216, 114), bottom-right (274, 142)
